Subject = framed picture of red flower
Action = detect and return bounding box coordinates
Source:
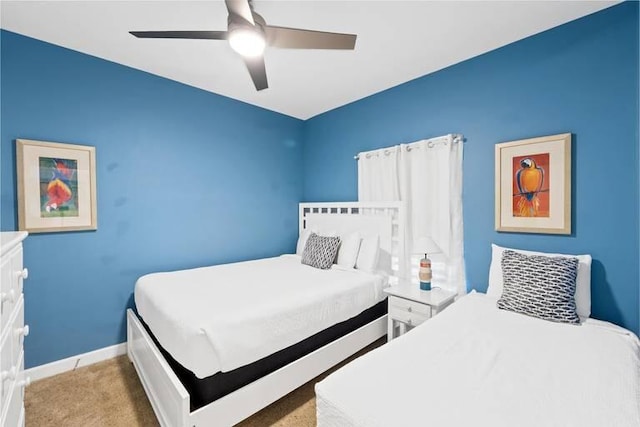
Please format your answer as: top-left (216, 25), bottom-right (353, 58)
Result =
top-left (495, 133), bottom-right (571, 235)
top-left (16, 139), bottom-right (97, 233)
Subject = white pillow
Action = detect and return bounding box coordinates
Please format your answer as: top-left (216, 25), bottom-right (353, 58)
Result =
top-left (487, 243), bottom-right (592, 319)
top-left (296, 229), bottom-right (314, 255)
top-left (356, 235), bottom-right (380, 272)
top-left (336, 232), bottom-right (361, 269)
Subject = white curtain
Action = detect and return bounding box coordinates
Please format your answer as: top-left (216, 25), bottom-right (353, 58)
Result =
top-left (357, 146), bottom-right (401, 202)
top-left (357, 135), bottom-right (466, 296)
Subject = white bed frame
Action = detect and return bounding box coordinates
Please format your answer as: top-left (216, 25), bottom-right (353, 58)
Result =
top-left (127, 201), bottom-right (404, 427)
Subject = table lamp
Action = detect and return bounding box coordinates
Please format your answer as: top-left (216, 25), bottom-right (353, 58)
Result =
top-left (413, 236), bottom-right (442, 291)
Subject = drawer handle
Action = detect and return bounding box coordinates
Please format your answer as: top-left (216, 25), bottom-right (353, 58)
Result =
top-left (19, 377), bottom-right (31, 388)
top-left (15, 325), bottom-right (30, 338)
top-left (1, 289), bottom-right (16, 304)
top-left (17, 268), bottom-right (29, 280)
top-left (407, 306), bottom-right (412, 313)
top-left (1, 367), bottom-right (16, 382)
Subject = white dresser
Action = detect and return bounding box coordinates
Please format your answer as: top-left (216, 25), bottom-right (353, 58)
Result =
top-left (0, 232), bottom-right (30, 427)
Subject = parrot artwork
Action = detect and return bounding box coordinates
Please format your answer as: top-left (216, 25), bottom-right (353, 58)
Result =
top-left (44, 159), bottom-right (75, 213)
top-left (515, 157), bottom-right (544, 217)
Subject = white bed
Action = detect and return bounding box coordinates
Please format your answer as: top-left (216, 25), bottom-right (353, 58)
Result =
top-left (127, 201), bottom-right (405, 427)
top-left (316, 291), bottom-right (640, 427)
top-left (135, 254), bottom-right (387, 378)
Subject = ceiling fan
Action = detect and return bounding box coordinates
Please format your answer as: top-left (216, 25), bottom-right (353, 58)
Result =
top-left (130, 0), bottom-right (357, 91)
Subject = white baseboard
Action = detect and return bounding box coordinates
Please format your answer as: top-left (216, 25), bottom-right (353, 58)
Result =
top-left (25, 342), bottom-right (127, 382)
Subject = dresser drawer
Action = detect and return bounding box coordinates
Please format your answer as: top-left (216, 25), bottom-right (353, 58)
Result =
top-left (1, 352), bottom-right (24, 427)
top-left (0, 297), bottom-right (25, 414)
top-left (0, 256), bottom-right (14, 334)
top-left (389, 296), bottom-right (432, 317)
top-left (10, 247), bottom-right (24, 306)
top-left (1, 246), bottom-right (25, 336)
top-left (8, 299), bottom-right (25, 370)
top-left (0, 329), bottom-right (12, 411)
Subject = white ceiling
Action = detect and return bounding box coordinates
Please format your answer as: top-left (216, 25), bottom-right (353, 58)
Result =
top-left (1, 1), bottom-right (617, 119)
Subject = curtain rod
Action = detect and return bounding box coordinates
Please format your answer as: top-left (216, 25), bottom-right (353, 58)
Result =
top-left (354, 134), bottom-right (464, 160)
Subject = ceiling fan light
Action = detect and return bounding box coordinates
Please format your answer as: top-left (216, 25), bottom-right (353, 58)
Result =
top-left (229, 28), bottom-right (265, 58)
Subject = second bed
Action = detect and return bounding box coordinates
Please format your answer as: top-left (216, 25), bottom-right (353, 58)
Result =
top-left (316, 291), bottom-right (640, 427)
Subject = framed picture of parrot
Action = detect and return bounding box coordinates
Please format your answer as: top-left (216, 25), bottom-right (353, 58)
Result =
top-left (16, 139), bottom-right (97, 233)
top-left (495, 133), bottom-right (571, 234)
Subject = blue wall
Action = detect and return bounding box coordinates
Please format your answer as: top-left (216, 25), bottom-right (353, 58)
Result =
top-left (0, 31), bottom-right (304, 367)
top-left (303, 3), bottom-right (639, 334)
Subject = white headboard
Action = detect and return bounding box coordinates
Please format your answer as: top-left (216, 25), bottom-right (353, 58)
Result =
top-left (299, 202), bottom-right (406, 281)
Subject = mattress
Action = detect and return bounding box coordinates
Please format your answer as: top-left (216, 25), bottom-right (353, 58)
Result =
top-left (135, 254), bottom-right (386, 378)
top-left (316, 292), bottom-right (640, 427)
top-left (137, 299), bottom-right (387, 411)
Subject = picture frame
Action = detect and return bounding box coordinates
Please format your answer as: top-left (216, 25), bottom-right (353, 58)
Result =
top-left (16, 139), bottom-right (97, 233)
top-left (495, 133), bottom-right (571, 235)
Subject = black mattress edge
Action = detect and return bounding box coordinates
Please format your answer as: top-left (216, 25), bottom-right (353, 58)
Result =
top-left (137, 298), bottom-right (387, 411)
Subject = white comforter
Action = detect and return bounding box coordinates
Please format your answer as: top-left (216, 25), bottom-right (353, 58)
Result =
top-left (135, 255), bottom-right (386, 378)
top-left (316, 292), bottom-right (640, 427)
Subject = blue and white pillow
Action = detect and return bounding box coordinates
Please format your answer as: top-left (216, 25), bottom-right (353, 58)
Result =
top-left (497, 250), bottom-right (580, 324)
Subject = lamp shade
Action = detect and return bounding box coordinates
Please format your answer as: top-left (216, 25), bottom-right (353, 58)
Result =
top-left (413, 236), bottom-right (442, 255)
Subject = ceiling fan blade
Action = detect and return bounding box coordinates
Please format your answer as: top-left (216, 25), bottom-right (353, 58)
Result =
top-left (242, 56), bottom-right (268, 91)
top-left (225, 0), bottom-right (255, 25)
top-left (264, 26), bottom-right (356, 50)
top-left (130, 31), bottom-right (227, 40)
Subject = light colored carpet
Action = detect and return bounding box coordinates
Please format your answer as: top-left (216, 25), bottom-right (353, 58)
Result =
top-left (26, 339), bottom-right (384, 427)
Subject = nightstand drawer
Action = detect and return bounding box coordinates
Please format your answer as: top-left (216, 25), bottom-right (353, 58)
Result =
top-left (389, 296), bottom-right (432, 317)
top-left (388, 308), bottom-right (428, 327)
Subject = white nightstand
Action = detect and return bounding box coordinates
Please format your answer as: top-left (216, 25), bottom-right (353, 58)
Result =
top-left (383, 284), bottom-right (456, 341)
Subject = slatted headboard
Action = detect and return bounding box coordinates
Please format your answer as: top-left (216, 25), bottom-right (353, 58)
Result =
top-left (299, 202), bottom-right (406, 282)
